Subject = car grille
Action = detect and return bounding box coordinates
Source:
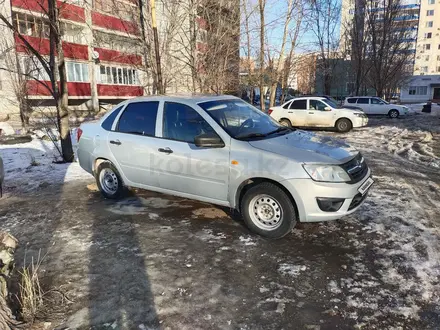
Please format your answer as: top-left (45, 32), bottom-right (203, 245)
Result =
top-left (348, 192), bottom-right (368, 210)
top-left (340, 153), bottom-right (368, 184)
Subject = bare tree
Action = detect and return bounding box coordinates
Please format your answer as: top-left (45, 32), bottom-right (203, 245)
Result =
top-left (308, 0), bottom-right (341, 95)
top-left (364, 0), bottom-right (414, 99)
top-left (0, 0), bottom-right (74, 162)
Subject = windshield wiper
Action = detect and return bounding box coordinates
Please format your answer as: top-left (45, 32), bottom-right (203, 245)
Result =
top-left (235, 132), bottom-right (268, 140)
top-left (266, 126), bottom-right (293, 136)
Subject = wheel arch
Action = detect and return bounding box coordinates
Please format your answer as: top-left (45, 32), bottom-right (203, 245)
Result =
top-left (235, 177), bottom-right (299, 219)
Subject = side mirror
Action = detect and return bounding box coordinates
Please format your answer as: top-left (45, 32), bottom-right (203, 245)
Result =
top-left (194, 133), bottom-right (225, 148)
top-left (324, 107), bottom-right (332, 111)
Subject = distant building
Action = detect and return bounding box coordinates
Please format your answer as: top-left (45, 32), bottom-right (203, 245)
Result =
top-left (400, 75), bottom-right (440, 103)
top-left (0, 0), bottom-right (239, 121)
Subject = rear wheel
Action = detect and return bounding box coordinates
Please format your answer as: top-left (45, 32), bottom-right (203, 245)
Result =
top-left (335, 118), bottom-right (352, 132)
top-left (388, 109), bottom-right (399, 118)
top-left (96, 161), bottom-right (124, 199)
top-left (279, 118), bottom-right (292, 127)
top-left (240, 182), bottom-right (297, 239)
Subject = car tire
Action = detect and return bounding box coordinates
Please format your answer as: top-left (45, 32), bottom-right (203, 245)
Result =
top-left (95, 161), bottom-right (125, 199)
top-left (388, 109), bottom-right (399, 118)
top-left (335, 118), bottom-right (352, 132)
top-left (240, 182), bottom-right (297, 239)
top-left (279, 119), bottom-right (292, 127)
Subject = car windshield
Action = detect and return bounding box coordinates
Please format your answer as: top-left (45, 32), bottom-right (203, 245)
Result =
top-left (324, 99), bottom-right (341, 109)
top-left (377, 98), bottom-right (389, 104)
top-left (198, 99), bottom-right (291, 140)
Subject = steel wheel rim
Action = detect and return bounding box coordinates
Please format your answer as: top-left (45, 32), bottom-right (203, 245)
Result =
top-left (248, 194), bottom-right (283, 230)
top-left (280, 121), bottom-right (289, 127)
top-left (339, 121), bottom-right (348, 130)
top-left (390, 111), bottom-right (398, 118)
top-left (99, 168), bottom-right (119, 195)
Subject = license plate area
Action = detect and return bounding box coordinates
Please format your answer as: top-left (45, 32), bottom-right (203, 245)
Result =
top-left (358, 177), bottom-right (374, 195)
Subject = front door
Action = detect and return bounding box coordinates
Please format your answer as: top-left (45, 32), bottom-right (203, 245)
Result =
top-left (307, 99), bottom-right (335, 127)
top-left (287, 99), bottom-right (309, 126)
top-left (369, 97), bottom-right (385, 114)
top-left (108, 101), bottom-right (162, 188)
top-left (156, 101), bottom-right (230, 202)
top-left (433, 88), bottom-right (440, 100)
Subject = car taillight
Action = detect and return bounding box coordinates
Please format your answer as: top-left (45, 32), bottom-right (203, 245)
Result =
top-left (77, 128), bottom-right (83, 142)
top-left (268, 109), bottom-right (273, 115)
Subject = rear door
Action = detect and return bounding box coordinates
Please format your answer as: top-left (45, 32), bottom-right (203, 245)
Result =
top-left (108, 101), bottom-right (163, 187)
top-left (307, 99), bottom-right (335, 127)
top-left (287, 99), bottom-right (308, 126)
top-left (356, 97), bottom-right (371, 113)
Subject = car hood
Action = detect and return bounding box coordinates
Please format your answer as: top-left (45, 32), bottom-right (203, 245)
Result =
top-left (249, 130), bottom-right (358, 164)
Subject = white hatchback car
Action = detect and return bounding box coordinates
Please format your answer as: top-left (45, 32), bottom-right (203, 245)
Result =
top-left (344, 96), bottom-right (409, 118)
top-left (268, 97), bottom-right (368, 132)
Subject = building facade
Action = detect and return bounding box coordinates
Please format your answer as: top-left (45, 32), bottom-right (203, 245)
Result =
top-left (400, 74), bottom-right (440, 102)
top-left (0, 0), bottom-right (239, 121)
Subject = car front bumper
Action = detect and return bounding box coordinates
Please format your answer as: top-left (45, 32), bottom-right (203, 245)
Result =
top-left (281, 168), bottom-right (372, 222)
top-left (352, 116), bottom-right (368, 128)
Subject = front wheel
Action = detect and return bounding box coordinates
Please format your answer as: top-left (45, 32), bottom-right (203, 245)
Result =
top-left (388, 109), bottom-right (399, 118)
top-left (335, 118), bottom-right (352, 133)
top-left (95, 161), bottom-right (125, 199)
top-left (240, 182), bottom-right (297, 239)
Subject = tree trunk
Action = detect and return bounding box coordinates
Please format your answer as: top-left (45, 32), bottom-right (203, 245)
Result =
top-left (258, 0), bottom-right (265, 111)
top-left (269, 82), bottom-right (277, 107)
top-left (0, 232), bottom-right (20, 330)
top-left (50, 0), bottom-right (74, 162)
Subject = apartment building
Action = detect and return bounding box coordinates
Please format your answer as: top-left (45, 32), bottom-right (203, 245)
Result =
top-left (414, 0), bottom-right (440, 75)
top-left (0, 0), bottom-right (239, 121)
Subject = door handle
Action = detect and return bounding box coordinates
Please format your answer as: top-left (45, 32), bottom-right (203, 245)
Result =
top-left (288, 111), bottom-right (293, 113)
top-left (110, 139), bottom-right (121, 145)
top-left (308, 112), bottom-right (314, 114)
top-left (158, 147), bottom-right (173, 154)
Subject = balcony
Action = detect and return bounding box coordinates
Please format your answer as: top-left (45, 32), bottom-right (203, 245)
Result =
top-left (11, 0), bottom-right (86, 23)
top-left (92, 11), bottom-right (139, 35)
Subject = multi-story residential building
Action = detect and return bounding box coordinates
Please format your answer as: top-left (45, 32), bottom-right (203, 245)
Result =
top-left (413, 0), bottom-right (440, 75)
top-left (0, 0), bottom-right (239, 122)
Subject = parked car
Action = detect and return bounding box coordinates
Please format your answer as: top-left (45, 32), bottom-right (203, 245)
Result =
top-left (268, 97), bottom-right (368, 132)
top-left (77, 95), bottom-right (373, 239)
top-left (0, 155), bottom-right (3, 197)
top-left (344, 96), bottom-right (409, 118)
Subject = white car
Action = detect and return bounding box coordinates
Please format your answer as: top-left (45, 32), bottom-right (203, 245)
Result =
top-left (0, 155), bottom-right (3, 197)
top-left (344, 96), bottom-right (409, 118)
top-left (268, 97), bottom-right (368, 132)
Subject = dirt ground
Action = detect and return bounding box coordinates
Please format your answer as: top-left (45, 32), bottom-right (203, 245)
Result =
top-left (1, 113), bottom-right (440, 329)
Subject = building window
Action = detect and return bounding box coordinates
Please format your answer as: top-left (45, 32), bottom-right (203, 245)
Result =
top-left (421, 66), bottom-right (429, 72)
top-left (425, 55), bottom-right (430, 61)
top-left (99, 65), bottom-right (139, 85)
top-left (61, 23), bottom-right (85, 44)
top-left (409, 86), bottom-right (428, 95)
top-left (12, 12), bottom-right (49, 38)
top-left (428, 0), bottom-right (435, 4)
top-left (427, 10), bottom-right (434, 16)
top-left (19, 56), bottom-right (50, 81)
top-left (437, 67), bottom-right (440, 72)
top-left (425, 32), bottom-right (432, 39)
top-left (424, 44), bottom-right (431, 50)
top-left (437, 55), bottom-right (440, 61)
top-left (67, 62), bottom-right (89, 82)
top-left (426, 21), bottom-right (433, 28)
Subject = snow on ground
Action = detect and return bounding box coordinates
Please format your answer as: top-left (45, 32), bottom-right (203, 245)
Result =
top-left (0, 135), bottom-right (92, 192)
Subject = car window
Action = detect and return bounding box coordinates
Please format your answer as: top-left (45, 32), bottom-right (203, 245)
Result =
top-left (101, 106), bottom-right (123, 131)
top-left (347, 98), bottom-right (357, 104)
top-left (163, 102), bottom-right (215, 143)
top-left (356, 98), bottom-right (369, 104)
top-left (282, 100), bottom-right (293, 109)
top-left (290, 100), bottom-right (307, 110)
top-left (309, 100), bottom-right (327, 111)
top-left (117, 101), bottom-right (159, 136)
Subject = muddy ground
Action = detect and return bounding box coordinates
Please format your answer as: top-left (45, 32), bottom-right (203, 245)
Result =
top-left (1, 114), bottom-right (440, 329)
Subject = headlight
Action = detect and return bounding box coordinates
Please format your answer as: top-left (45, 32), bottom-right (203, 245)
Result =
top-left (303, 164), bottom-right (351, 182)
top-left (353, 113), bottom-right (365, 117)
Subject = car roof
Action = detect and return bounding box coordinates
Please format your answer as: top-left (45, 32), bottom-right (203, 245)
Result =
top-left (347, 96), bottom-right (371, 98)
top-left (124, 94), bottom-right (239, 105)
top-left (290, 96), bottom-right (327, 101)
